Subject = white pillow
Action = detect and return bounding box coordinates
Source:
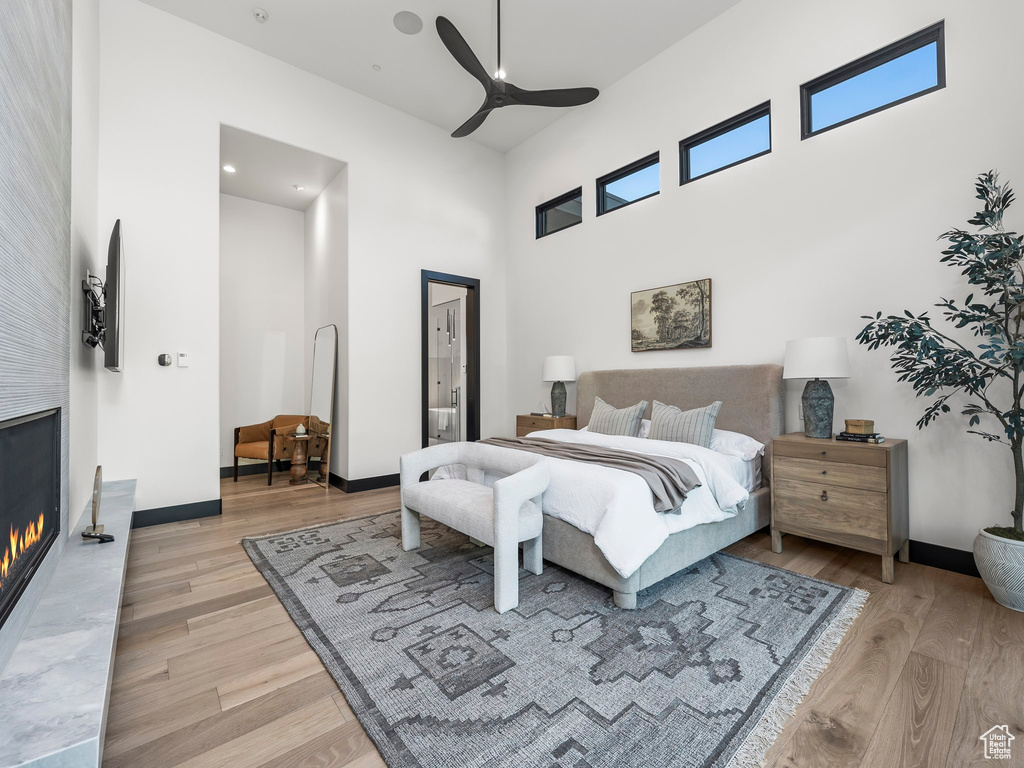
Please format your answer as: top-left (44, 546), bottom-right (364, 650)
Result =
top-left (710, 429), bottom-right (765, 461)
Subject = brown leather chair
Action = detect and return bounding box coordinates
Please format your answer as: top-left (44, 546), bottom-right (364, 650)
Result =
top-left (233, 414), bottom-right (309, 485)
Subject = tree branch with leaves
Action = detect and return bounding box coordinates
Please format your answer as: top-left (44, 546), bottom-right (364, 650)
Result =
top-left (857, 171), bottom-right (1024, 536)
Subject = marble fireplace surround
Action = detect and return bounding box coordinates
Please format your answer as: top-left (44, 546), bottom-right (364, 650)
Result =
top-left (0, 480), bottom-right (135, 768)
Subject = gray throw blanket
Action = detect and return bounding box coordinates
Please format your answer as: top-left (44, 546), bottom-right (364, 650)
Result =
top-left (480, 436), bottom-right (701, 514)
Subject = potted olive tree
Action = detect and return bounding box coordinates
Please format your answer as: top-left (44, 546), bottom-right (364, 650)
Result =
top-left (858, 171), bottom-right (1024, 611)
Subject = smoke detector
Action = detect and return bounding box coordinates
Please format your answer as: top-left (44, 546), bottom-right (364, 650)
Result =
top-left (252, 7), bottom-right (269, 24)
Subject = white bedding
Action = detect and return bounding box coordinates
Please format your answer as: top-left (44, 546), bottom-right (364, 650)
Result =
top-left (433, 428), bottom-right (751, 579)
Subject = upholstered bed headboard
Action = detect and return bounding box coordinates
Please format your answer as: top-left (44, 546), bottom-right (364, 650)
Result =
top-left (576, 364), bottom-right (784, 481)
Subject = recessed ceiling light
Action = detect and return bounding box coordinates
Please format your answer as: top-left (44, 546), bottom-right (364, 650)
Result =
top-left (252, 7), bottom-right (268, 23)
top-left (393, 11), bottom-right (423, 35)
top-left (371, 64), bottom-right (382, 72)
top-left (222, 165), bottom-right (236, 173)
top-left (292, 185), bottom-right (305, 192)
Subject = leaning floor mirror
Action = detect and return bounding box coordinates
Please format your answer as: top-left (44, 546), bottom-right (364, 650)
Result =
top-left (308, 324), bottom-right (337, 488)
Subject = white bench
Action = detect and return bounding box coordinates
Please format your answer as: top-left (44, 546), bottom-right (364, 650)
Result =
top-left (399, 442), bottom-right (550, 613)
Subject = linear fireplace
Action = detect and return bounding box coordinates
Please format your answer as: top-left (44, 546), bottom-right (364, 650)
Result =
top-left (0, 409), bottom-right (60, 631)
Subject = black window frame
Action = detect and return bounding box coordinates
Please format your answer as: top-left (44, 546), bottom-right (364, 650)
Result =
top-left (596, 152), bottom-right (660, 217)
top-left (535, 187), bottom-right (583, 239)
top-left (679, 101), bottom-right (771, 185)
top-left (800, 20), bottom-right (945, 140)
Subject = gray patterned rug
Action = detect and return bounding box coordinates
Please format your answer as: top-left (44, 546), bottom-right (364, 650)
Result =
top-left (242, 511), bottom-right (866, 768)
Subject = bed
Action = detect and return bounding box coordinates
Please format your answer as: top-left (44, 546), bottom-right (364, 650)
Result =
top-left (527, 364), bottom-right (783, 608)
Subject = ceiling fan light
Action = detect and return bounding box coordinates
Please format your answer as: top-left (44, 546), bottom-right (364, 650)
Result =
top-left (494, 69), bottom-right (506, 80)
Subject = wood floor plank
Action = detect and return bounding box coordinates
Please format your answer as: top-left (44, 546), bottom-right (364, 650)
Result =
top-left (172, 697), bottom-right (346, 768)
top-left (858, 651), bottom-right (965, 768)
top-left (103, 687), bottom-right (223, 759)
top-left (256, 720), bottom-right (376, 768)
top-left (217, 649), bottom-right (325, 710)
top-left (104, 672), bottom-right (341, 768)
top-left (912, 569), bottom-right (984, 670)
top-left (944, 595), bottom-right (1024, 767)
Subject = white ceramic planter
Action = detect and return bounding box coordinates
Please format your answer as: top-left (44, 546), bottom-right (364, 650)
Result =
top-left (974, 528), bottom-right (1024, 612)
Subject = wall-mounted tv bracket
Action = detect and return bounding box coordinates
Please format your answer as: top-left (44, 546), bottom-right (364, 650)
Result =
top-left (82, 271), bottom-right (105, 349)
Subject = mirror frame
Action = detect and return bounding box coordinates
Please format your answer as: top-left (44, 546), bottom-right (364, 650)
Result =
top-left (309, 323), bottom-right (338, 488)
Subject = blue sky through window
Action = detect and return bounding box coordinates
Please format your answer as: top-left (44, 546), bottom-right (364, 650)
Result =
top-left (811, 42), bottom-right (938, 132)
top-left (604, 162), bottom-right (659, 209)
top-left (688, 114), bottom-right (770, 180)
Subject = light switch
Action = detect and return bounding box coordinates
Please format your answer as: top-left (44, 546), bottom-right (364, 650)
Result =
top-left (177, 351), bottom-right (190, 368)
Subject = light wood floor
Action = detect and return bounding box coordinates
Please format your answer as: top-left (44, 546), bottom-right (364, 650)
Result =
top-left (104, 475), bottom-right (1023, 767)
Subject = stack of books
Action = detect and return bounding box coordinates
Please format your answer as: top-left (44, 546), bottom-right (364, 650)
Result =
top-left (838, 419), bottom-right (884, 443)
top-left (836, 431), bottom-right (885, 444)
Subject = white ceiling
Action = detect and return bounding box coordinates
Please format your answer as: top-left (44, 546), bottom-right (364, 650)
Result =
top-left (219, 125), bottom-right (346, 211)
top-left (138, 0), bottom-right (742, 153)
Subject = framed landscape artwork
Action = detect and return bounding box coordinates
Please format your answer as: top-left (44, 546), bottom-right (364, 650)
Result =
top-left (631, 278), bottom-right (712, 352)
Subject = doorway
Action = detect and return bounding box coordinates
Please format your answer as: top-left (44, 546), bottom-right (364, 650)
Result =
top-left (421, 271), bottom-right (480, 447)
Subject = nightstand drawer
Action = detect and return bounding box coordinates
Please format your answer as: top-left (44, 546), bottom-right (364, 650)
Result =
top-left (774, 455), bottom-right (887, 492)
top-left (516, 415), bottom-right (576, 436)
top-left (773, 439), bottom-right (887, 467)
top-left (773, 478), bottom-right (888, 553)
top-left (517, 416), bottom-right (553, 432)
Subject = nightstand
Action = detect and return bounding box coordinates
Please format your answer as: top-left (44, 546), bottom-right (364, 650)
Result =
top-left (769, 433), bottom-right (909, 584)
top-left (516, 414), bottom-right (577, 437)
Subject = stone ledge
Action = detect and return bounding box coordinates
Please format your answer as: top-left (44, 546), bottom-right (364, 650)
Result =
top-left (0, 479), bottom-right (136, 768)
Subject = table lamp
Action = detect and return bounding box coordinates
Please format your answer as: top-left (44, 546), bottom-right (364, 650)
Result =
top-left (783, 337), bottom-right (850, 439)
top-left (542, 356), bottom-right (576, 418)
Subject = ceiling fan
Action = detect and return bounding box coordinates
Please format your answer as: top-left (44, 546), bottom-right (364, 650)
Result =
top-left (436, 0), bottom-right (600, 138)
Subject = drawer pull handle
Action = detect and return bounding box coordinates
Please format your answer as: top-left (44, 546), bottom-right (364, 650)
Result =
top-left (821, 451), bottom-right (827, 456)
top-left (821, 491), bottom-right (829, 502)
top-left (822, 470), bottom-right (828, 476)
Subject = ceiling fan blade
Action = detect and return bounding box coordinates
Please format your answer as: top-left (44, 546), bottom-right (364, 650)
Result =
top-left (506, 84), bottom-right (600, 108)
top-left (436, 16), bottom-right (493, 91)
top-left (451, 108), bottom-right (494, 138)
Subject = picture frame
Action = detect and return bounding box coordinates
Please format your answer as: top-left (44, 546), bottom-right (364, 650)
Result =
top-left (630, 278), bottom-right (712, 352)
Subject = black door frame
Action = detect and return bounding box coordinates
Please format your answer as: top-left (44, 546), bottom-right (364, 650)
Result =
top-left (421, 270), bottom-right (481, 447)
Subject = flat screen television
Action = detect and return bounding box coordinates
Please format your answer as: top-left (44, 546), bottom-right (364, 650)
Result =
top-left (104, 220), bottom-right (125, 372)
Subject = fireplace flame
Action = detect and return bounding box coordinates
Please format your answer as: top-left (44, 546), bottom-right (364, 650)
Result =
top-left (1, 512), bottom-right (44, 587)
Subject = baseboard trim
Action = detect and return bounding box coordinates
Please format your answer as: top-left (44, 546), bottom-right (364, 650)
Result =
top-left (132, 499), bottom-right (222, 529)
top-left (757, 526), bottom-right (979, 579)
top-left (908, 539), bottom-right (979, 578)
top-left (328, 472), bottom-right (400, 494)
top-left (220, 460), bottom-right (322, 479)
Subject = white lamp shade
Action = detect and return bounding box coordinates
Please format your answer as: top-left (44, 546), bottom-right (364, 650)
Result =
top-left (783, 337), bottom-right (850, 380)
top-left (542, 355), bottom-right (576, 382)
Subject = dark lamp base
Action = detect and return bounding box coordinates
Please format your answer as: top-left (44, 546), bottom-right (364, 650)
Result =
top-left (802, 378), bottom-right (834, 439)
top-left (551, 381), bottom-right (567, 418)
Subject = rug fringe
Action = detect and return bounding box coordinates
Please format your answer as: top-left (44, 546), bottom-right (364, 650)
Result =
top-left (724, 585), bottom-right (868, 765)
top-left (724, 586), bottom-right (869, 768)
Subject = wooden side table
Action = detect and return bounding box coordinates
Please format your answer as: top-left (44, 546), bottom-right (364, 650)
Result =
top-left (769, 433), bottom-right (909, 583)
top-left (288, 434), bottom-right (310, 485)
top-left (516, 414), bottom-right (577, 437)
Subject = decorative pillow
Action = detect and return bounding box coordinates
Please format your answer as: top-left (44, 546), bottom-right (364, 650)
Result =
top-left (710, 428), bottom-right (765, 461)
top-left (648, 400), bottom-right (722, 448)
top-left (587, 397), bottom-right (648, 437)
top-left (581, 419), bottom-right (651, 437)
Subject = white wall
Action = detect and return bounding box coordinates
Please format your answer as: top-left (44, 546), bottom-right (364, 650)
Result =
top-left (503, 0), bottom-right (1024, 551)
top-left (96, 0), bottom-right (506, 509)
top-left (219, 194), bottom-right (306, 465)
top-left (70, 0), bottom-right (100, 529)
top-left (303, 166), bottom-right (348, 476)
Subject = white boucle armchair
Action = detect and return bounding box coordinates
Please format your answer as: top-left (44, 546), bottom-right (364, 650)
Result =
top-left (399, 442), bottom-right (550, 614)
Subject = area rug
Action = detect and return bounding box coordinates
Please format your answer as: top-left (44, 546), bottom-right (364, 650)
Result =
top-left (242, 512), bottom-right (866, 768)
